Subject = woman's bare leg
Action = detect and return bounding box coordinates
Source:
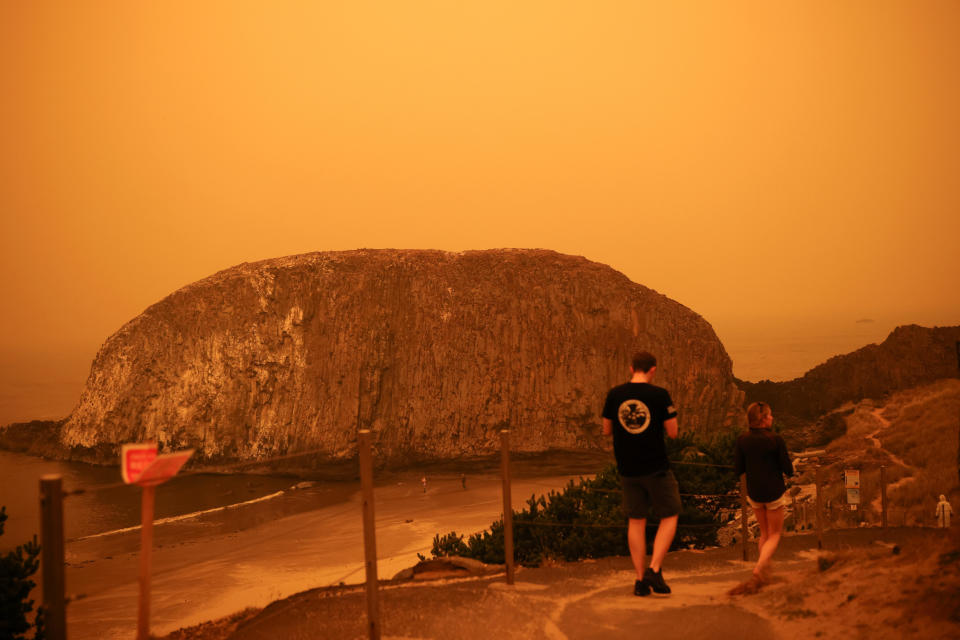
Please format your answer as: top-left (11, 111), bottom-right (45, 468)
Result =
top-left (755, 506), bottom-right (784, 578)
top-left (754, 506), bottom-right (769, 560)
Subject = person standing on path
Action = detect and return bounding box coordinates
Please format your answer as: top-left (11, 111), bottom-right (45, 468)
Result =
top-left (733, 401), bottom-right (794, 589)
top-left (936, 494), bottom-right (953, 528)
top-left (602, 351), bottom-right (681, 597)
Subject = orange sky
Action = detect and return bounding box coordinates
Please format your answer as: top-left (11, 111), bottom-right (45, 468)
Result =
top-left (1, 2), bottom-right (959, 420)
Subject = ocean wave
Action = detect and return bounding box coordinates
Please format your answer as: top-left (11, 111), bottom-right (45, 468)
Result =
top-left (73, 489), bottom-right (287, 541)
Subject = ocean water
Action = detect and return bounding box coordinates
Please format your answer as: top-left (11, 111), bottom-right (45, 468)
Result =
top-left (0, 450), bottom-right (305, 552)
top-left (715, 317), bottom-right (899, 382)
top-left (0, 447), bottom-right (607, 556)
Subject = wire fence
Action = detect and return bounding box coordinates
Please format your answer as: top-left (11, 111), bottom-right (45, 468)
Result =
top-left (30, 439), bottom-right (952, 640)
top-left (51, 457), bottom-right (929, 553)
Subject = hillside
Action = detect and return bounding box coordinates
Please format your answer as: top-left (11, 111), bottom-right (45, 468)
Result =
top-left (739, 324), bottom-right (960, 422)
top-left (783, 379), bottom-right (960, 529)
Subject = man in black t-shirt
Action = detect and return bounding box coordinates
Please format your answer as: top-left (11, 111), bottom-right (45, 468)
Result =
top-left (602, 351), bottom-right (681, 597)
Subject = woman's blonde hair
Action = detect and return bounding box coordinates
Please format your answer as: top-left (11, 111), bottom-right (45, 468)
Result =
top-left (747, 401), bottom-right (771, 428)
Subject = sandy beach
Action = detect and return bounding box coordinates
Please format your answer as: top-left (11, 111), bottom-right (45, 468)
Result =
top-left (63, 470), bottom-right (589, 639)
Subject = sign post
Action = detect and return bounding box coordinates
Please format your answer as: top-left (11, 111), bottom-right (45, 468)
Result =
top-left (121, 444), bottom-right (194, 640)
top-left (815, 467), bottom-right (823, 549)
top-left (844, 469), bottom-right (861, 510)
top-left (880, 466), bottom-right (888, 528)
top-left (138, 482), bottom-right (156, 640)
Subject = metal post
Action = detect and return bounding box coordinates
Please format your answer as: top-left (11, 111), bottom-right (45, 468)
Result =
top-left (500, 429), bottom-right (515, 584)
top-left (39, 474), bottom-right (67, 640)
top-left (815, 467), bottom-right (823, 549)
top-left (880, 465), bottom-right (888, 528)
top-left (740, 475), bottom-right (749, 561)
top-left (137, 484), bottom-right (156, 640)
top-left (358, 430), bottom-right (381, 640)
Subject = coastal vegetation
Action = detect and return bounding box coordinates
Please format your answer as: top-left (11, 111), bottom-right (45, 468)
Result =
top-left (0, 506), bottom-right (44, 640)
top-left (431, 429), bottom-right (741, 565)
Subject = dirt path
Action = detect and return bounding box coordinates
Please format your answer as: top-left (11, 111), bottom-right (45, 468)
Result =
top-left (865, 408), bottom-right (911, 468)
top-left (229, 550), bottom-right (784, 640)
top-left (864, 408), bottom-right (916, 514)
top-left (216, 528), bottom-right (957, 640)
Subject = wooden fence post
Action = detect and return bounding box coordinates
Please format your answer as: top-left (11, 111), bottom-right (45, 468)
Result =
top-left (740, 475), bottom-right (749, 561)
top-left (880, 465), bottom-right (888, 528)
top-left (39, 474), bottom-right (67, 640)
top-left (358, 430), bottom-right (381, 640)
top-left (500, 429), bottom-right (515, 585)
top-left (815, 467), bottom-right (823, 549)
top-left (791, 494), bottom-right (797, 531)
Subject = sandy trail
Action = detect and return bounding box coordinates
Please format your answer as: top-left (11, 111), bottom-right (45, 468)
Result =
top-left (864, 407), bottom-right (916, 514)
top-left (865, 408), bottom-right (910, 469)
top-left (64, 472), bottom-right (585, 640)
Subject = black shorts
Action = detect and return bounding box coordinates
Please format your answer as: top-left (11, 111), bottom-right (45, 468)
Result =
top-left (621, 469), bottom-right (681, 520)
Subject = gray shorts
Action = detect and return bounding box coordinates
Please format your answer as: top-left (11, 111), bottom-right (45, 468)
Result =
top-left (621, 469), bottom-right (682, 520)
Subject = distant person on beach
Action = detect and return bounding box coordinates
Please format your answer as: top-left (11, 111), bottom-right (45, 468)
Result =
top-left (732, 401), bottom-right (794, 591)
top-left (936, 494), bottom-right (953, 528)
top-left (421, 476), bottom-right (427, 493)
top-left (461, 474), bottom-right (467, 490)
top-left (602, 351), bottom-right (680, 597)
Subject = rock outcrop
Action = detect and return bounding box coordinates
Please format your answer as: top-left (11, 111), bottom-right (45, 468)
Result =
top-left (60, 249), bottom-right (743, 464)
top-left (739, 324), bottom-right (960, 421)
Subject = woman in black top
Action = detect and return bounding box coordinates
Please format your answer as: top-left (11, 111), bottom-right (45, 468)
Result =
top-left (733, 401), bottom-right (794, 585)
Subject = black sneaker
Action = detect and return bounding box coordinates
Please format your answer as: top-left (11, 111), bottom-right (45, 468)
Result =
top-left (643, 568), bottom-right (671, 594)
top-left (634, 579), bottom-right (650, 597)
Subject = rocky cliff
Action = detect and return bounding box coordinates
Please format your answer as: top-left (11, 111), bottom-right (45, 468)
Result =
top-left (739, 324), bottom-right (960, 422)
top-left (59, 249), bottom-right (743, 464)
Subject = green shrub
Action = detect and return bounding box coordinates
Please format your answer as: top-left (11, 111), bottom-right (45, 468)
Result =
top-left (430, 531), bottom-right (469, 558)
top-left (0, 506), bottom-right (45, 640)
top-left (431, 428), bottom-right (741, 565)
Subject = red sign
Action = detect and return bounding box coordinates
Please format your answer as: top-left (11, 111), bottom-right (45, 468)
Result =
top-left (136, 450), bottom-right (194, 487)
top-left (122, 443), bottom-right (158, 484)
top-left (121, 443), bottom-right (194, 486)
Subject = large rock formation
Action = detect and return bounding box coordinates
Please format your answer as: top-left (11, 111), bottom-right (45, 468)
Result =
top-left (60, 249), bottom-right (743, 464)
top-left (739, 324), bottom-right (960, 422)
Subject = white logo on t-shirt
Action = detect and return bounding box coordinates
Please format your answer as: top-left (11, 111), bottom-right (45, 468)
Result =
top-left (618, 399), bottom-right (651, 434)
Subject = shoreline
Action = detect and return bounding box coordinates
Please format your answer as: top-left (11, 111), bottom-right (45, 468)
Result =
top-left (62, 469), bottom-right (595, 639)
top-left (0, 422), bottom-right (610, 481)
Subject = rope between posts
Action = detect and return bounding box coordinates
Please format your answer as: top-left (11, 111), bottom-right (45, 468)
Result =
top-left (583, 487), bottom-right (740, 500)
top-left (668, 460), bottom-right (735, 469)
top-left (513, 520), bottom-right (725, 530)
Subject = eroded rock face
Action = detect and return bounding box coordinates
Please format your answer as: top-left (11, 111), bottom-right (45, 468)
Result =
top-left (62, 249), bottom-right (743, 464)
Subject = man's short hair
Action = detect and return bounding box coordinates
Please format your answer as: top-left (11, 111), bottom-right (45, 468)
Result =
top-left (747, 402), bottom-right (771, 428)
top-left (631, 351), bottom-right (657, 373)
